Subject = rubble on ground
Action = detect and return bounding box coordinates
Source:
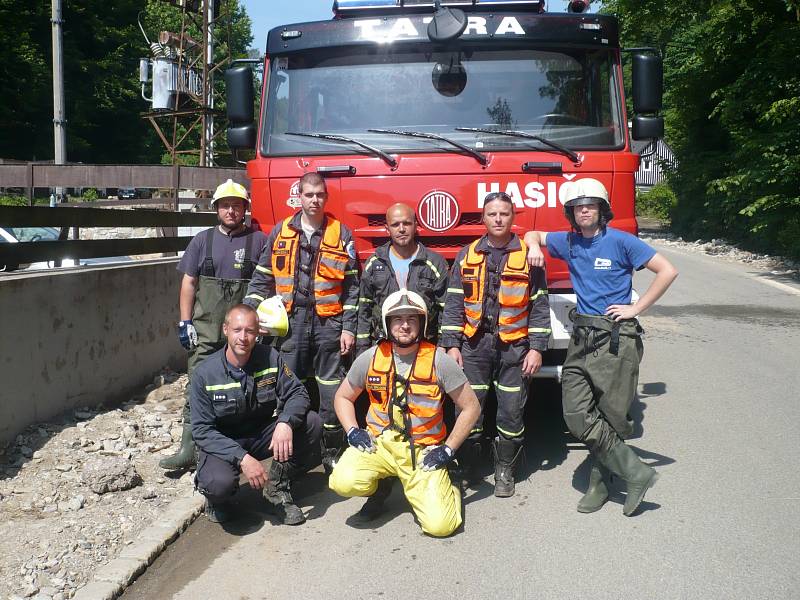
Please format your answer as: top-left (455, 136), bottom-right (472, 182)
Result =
top-left (641, 231), bottom-right (800, 282)
top-left (0, 369), bottom-right (194, 600)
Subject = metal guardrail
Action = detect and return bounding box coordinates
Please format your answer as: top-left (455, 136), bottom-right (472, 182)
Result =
top-left (0, 163), bottom-right (248, 200)
top-left (0, 163), bottom-right (247, 270)
top-left (0, 205), bottom-right (217, 268)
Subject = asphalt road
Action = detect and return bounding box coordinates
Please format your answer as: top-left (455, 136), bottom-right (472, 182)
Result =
top-left (122, 240), bottom-right (800, 600)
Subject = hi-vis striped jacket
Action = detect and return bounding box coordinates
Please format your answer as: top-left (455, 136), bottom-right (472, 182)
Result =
top-left (243, 211), bottom-right (360, 334)
top-left (440, 234), bottom-right (551, 351)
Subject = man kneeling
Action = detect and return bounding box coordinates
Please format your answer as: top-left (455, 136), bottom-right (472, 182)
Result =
top-left (329, 291), bottom-right (480, 537)
top-left (191, 304), bottom-right (321, 525)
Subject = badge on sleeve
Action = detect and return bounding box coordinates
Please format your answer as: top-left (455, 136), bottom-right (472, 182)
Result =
top-left (346, 240), bottom-right (357, 260)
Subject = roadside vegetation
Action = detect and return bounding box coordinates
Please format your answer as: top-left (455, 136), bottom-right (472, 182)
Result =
top-left (607, 0), bottom-right (800, 259)
top-left (636, 182), bottom-right (677, 222)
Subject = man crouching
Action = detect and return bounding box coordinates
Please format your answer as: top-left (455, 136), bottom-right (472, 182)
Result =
top-left (191, 304), bottom-right (321, 525)
top-left (329, 291), bottom-right (480, 537)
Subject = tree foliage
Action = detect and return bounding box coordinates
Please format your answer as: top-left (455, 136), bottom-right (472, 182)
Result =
top-left (605, 0), bottom-right (800, 258)
top-left (0, 0), bottom-right (252, 166)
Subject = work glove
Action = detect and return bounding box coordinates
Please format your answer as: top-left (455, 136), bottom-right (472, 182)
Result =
top-left (421, 444), bottom-right (454, 471)
top-left (178, 320), bottom-right (198, 350)
top-left (347, 427), bottom-right (375, 453)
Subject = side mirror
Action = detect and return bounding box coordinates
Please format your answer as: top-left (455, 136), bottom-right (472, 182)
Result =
top-left (632, 116), bottom-right (664, 140)
top-left (225, 66), bottom-right (255, 149)
top-left (632, 53), bottom-right (663, 114)
top-left (227, 124), bottom-right (257, 150)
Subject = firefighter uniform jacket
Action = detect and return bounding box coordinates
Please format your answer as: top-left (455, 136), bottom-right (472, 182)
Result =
top-left (244, 212), bottom-right (360, 333)
top-left (440, 234), bottom-right (551, 351)
top-left (190, 344), bottom-right (312, 466)
top-left (356, 242), bottom-right (448, 352)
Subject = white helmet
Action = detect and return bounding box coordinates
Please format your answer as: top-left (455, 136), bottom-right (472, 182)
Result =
top-left (381, 289), bottom-right (428, 343)
top-left (212, 179), bottom-right (250, 210)
top-left (256, 296), bottom-right (289, 337)
top-left (563, 178), bottom-right (610, 209)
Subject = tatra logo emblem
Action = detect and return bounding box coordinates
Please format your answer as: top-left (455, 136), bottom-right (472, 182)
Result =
top-left (367, 376), bottom-right (382, 384)
top-left (418, 190), bottom-right (459, 232)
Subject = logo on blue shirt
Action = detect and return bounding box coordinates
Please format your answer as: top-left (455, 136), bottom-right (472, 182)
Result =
top-left (594, 257), bottom-right (612, 270)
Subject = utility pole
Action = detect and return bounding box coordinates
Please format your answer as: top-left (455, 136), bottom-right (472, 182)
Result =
top-left (205, 0), bottom-right (215, 167)
top-left (51, 0), bottom-right (67, 200)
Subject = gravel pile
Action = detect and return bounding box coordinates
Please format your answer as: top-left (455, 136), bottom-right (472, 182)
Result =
top-left (0, 370), bottom-right (194, 600)
top-left (641, 231), bottom-right (800, 282)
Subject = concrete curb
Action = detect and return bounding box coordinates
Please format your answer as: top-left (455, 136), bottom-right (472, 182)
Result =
top-left (72, 494), bottom-right (205, 600)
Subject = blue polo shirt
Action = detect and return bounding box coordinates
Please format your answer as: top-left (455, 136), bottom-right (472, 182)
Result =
top-left (546, 227), bottom-right (656, 316)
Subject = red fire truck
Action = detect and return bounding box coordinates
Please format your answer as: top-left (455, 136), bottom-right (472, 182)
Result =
top-left (225, 0), bottom-right (663, 378)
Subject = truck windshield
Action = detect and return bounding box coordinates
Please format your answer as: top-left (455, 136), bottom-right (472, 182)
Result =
top-left (263, 45), bottom-right (623, 156)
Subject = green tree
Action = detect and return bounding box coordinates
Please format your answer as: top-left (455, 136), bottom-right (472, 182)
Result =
top-left (0, 0), bottom-right (252, 165)
top-left (605, 0), bottom-right (800, 258)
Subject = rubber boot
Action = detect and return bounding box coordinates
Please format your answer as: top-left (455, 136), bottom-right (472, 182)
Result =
top-left (577, 460), bottom-right (609, 513)
top-left (356, 478), bottom-right (394, 522)
top-left (204, 499), bottom-right (232, 524)
top-left (456, 439), bottom-right (483, 488)
top-left (599, 440), bottom-right (659, 516)
top-left (321, 426), bottom-right (345, 476)
top-left (263, 461), bottom-right (305, 525)
top-left (159, 403), bottom-right (197, 471)
top-left (492, 437), bottom-right (523, 498)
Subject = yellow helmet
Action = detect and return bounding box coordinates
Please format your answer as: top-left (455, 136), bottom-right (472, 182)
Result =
top-left (256, 296), bottom-right (289, 337)
top-left (212, 179), bottom-right (250, 209)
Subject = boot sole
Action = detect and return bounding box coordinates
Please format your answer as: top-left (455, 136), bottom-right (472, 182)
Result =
top-left (623, 471), bottom-right (660, 517)
top-left (494, 486), bottom-right (515, 498)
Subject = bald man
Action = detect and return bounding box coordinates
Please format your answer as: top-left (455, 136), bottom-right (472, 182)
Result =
top-left (352, 203), bottom-right (449, 520)
top-left (356, 204), bottom-right (449, 355)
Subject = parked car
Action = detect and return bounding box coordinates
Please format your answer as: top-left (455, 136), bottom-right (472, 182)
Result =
top-left (0, 227), bottom-right (131, 272)
top-left (1, 226), bottom-right (71, 271)
top-left (117, 187), bottom-right (137, 200)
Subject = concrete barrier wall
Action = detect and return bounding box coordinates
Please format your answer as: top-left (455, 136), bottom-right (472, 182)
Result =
top-left (0, 260), bottom-right (185, 444)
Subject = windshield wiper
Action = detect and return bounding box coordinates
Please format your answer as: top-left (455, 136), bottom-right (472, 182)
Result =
top-left (286, 132), bottom-right (398, 169)
top-left (368, 128), bottom-right (488, 166)
top-left (455, 127), bottom-right (580, 164)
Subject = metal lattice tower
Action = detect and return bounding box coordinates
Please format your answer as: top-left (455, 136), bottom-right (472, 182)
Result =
top-left (139, 0), bottom-right (235, 167)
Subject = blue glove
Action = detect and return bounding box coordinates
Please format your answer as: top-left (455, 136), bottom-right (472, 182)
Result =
top-left (422, 445), bottom-right (454, 471)
top-left (178, 320), bottom-right (198, 350)
top-left (347, 427), bottom-right (375, 453)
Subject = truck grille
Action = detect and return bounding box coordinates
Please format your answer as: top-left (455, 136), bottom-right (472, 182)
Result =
top-left (364, 212), bottom-right (483, 227)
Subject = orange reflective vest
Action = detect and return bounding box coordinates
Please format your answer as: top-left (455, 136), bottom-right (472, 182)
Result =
top-left (364, 340), bottom-right (446, 447)
top-left (461, 239), bottom-right (531, 343)
top-left (271, 215), bottom-right (349, 317)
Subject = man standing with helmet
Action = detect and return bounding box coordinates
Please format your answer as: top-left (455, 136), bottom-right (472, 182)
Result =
top-left (525, 178), bottom-right (677, 516)
top-left (441, 192), bottom-right (551, 498)
top-left (161, 179), bottom-right (268, 471)
top-left (355, 202), bottom-right (448, 356)
top-left (244, 172), bottom-right (359, 474)
top-left (329, 291), bottom-right (480, 537)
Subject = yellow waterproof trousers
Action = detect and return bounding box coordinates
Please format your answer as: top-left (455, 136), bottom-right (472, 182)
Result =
top-left (329, 429), bottom-right (462, 537)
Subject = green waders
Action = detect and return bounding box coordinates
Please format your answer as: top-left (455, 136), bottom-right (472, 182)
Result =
top-left (160, 228), bottom-right (255, 471)
top-left (561, 315), bottom-right (658, 516)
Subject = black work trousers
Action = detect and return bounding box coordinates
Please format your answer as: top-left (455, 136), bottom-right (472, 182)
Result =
top-left (195, 411), bottom-right (321, 504)
top-left (278, 305), bottom-right (345, 430)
